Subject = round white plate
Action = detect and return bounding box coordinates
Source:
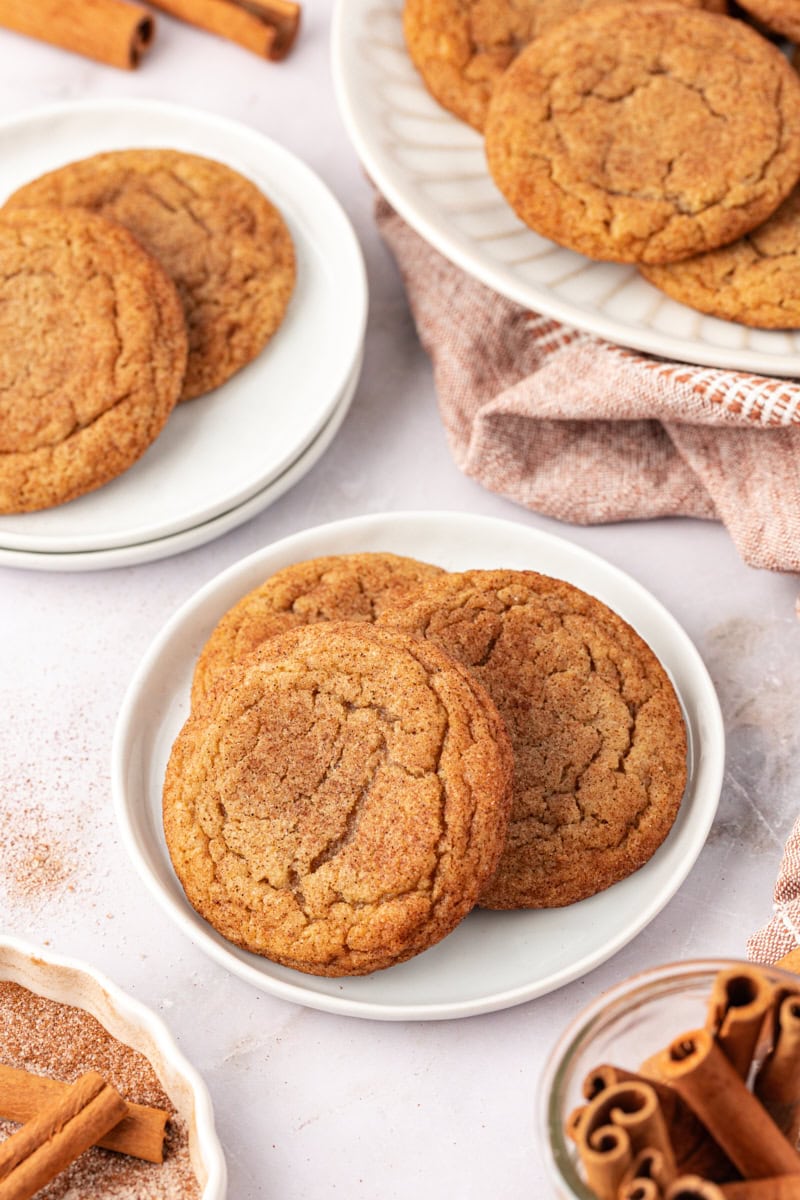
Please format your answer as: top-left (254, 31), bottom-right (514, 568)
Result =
top-left (0, 355), bottom-right (360, 573)
top-left (332, 0), bottom-right (800, 376)
top-left (0, 99), bottom-right (367, 552)
top-left (112, 512), bottom-right (724, 1021)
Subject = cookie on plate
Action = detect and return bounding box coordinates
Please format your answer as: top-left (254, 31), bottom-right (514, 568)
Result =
top-left (640, 187), bottom-right (800, 328)
top-left (0, 207), bottom-right (187, 514)
top-left (4, 149), bottom-right (296, 402)
top-left (190, 551), bottom-right (445, 708)
top-left (484, 3), bottom-right (800, 263)
top-left (404, 0), bottom-right (727, 132)
top-left (164, 623), bottom-right (514, 976)
top-left (378, 569), bottom-right (687, 909)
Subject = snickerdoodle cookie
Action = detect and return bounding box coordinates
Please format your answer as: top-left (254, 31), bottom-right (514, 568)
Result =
top-left (378, 570), bottom-right (687, 909)
top-left (640, 188), bottom-right (800, 328)
top-left (0, 207), bottom-right (187, 514)
top-left (4, 149), bottom-right (295, 401)
top-left (737, 0), bottom-right (800, 41)
top-left (484, 4), bottom-right (800, 264)
top-left (404, 0), bottom-right (726, 132)
top-left (190, 552), bottom-right (445, 709)
top-left (163, 623), bottom-right (514, 976)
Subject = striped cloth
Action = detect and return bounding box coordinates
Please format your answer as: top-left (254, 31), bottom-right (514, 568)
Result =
top-left (376, 197), bottom-right (800, 576)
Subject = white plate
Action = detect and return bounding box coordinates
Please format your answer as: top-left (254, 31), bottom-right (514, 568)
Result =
top-left (112, 512), bottom-right (724, 1021)
top-left (0, 354), bottom-right (360, 572)
top-left (0, 99), bottom-right (367, 552)
top-left (331, 0), bottom-right (800, 376)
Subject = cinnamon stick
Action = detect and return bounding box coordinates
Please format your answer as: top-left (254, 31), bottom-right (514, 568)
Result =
top-left (580, 1079), bottom-right (676, 1177)
top-left (584, 1067), bottom-right (689, 1155)
top-left (0, 0), bottom-right (154, 69)
top-left (754, 993), bottom-right (800, 1143)
top-left (720, 1179), bottom-right (800, 1199)
top-left (665, 1178), bottom-right (725, 1200)
top-left (622, 1147), bottom-right (675, 1192)
top-left (653, 1029), bottom-right (800, 1178)
top-left (566, 1105), bottom-right (587, 1143)
top-left (0, 1071), bottom-right (126, 1200)
top-left (776, 949), bottom-right (800, 976)
top-left (0, 1064), bottom-right (168, 1164)
top-left (619, 1181), bottom-right (662, 1200)
top-left (706, 967), bottom-right (775, 1079)
top-left (148, 0), bottom-right (300, 60)
top-left (579, 1123), bottom-right (634, 1200)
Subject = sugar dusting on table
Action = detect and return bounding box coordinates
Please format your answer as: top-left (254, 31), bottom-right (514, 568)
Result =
top-left (0, 981), bottom-right (200, 1198)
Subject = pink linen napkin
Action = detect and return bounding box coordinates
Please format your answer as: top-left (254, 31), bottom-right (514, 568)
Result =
top-left (748, 817), bottom-right (800, 965)
top-left (376, 196), bottom-right (800, 578)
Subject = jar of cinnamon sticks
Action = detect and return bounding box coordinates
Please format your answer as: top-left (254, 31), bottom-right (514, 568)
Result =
top-left (540, 960), bottom-right (800, 1200)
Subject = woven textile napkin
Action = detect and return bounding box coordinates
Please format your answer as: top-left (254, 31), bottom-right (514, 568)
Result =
top-left (376, 197), bottom-right (800, 577)
top-left (748, 818), bottom-right (800, 965)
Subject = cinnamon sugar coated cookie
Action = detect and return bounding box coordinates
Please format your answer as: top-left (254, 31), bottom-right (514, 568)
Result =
top-left (378, 570), bottom-right (687, 908)
top-left (0, 207), bottom-right (187, 514)
top-left (484, 4), bottom-right (800, 264)
top-left (737, 0), bottom-right (800, 41)
top-left (190, 551), bottom-right (444, 708)
top-left (404, 0), bottom-right (726, 132)
top-left (640, 189), bottom-right (800, 328)
top-left (4, 149), bottom-right (296, 401)
top-left (164, 624), bottom-right (514, 976)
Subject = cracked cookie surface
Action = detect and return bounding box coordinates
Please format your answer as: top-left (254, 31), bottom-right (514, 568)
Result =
top-left (190, 552), bottom-right (445, 709)
top-left (4, 149), bottom-right (296, 401)
top-left (0, 206), bottom-right (187, 514)
top-left (484, 3), bottom-right (800, 263)
top-left (640, 187), bottom-right (800, 327)
top-left (404, 0), bottom-right (726, 132)
top-left (378, 570), bottom-right (687, 908)
top-left (164, 623), bottom-right (514, 976)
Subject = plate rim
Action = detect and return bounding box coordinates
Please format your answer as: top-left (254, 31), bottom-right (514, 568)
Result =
top-left (111, 511), bottom-right (725, 1021)
top-left (0, 96), bottom-right (368, 551)
top-left (0, 353), bottom-right (361, 572)
top-left (331, 0), bottom-right (800, 377)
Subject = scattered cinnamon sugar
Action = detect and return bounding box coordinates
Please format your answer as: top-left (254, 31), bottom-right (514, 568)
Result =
top-left (0, 981), bottom-right (201, 1198)
top-left (0, 802), bottom-right (77, 905)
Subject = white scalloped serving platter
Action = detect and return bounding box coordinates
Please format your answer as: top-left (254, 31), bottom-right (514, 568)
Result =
top-left (332, 0), bottom-right (800, 376)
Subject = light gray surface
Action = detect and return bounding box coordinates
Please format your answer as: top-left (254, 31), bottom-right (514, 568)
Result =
top-left (0, 7), bottom-right (798, 1197)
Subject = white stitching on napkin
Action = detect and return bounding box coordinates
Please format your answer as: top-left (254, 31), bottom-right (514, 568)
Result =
top-left (776, 901), bottom-right (800, 947)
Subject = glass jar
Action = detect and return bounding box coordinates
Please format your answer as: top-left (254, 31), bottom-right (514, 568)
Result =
top-left (539, 958), bottom-right (800, 1200)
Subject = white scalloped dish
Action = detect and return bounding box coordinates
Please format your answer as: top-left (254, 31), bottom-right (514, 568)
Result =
top-left (0, 936), bottom-right (226, 1199)
top-left (332, 0), bottom-right (800, 375)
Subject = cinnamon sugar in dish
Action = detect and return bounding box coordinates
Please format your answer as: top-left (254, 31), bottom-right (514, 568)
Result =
top-left (0, 981), bottom-right (201, 1198)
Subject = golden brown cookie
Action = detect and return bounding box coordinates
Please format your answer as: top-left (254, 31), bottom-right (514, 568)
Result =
top-left (640, 187), bottom-right (800, 328)
top-left (163, 623), bottom-right (514, 976)
top-left (4, 149), bottom-right (295, 402)
top-left (737, 0), bottom-right (800, 41)
top-left (484, 3), bottom-right (800, 264)
top-left (190, 552), bottom-right (445, 709)
top-left (404, 0), bottom-right (727, 132)
top-left (378, 570), bottom-right (687, 909)
top-left (0, 207), bottom-right (187, 514)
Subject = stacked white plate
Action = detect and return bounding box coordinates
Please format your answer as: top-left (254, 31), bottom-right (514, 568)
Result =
top-left (332, 0), bottom-right (800, 376)
top-left (0, 100), bottom-right (367, 571)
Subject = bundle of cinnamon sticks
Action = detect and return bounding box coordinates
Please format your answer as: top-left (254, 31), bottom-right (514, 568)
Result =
top-left (0, 1065), bottom-right (168, 1200)
top-left (568, 966), bottom-right (800, 1200)
top-left (0, 0), bottom-right (301, 71)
